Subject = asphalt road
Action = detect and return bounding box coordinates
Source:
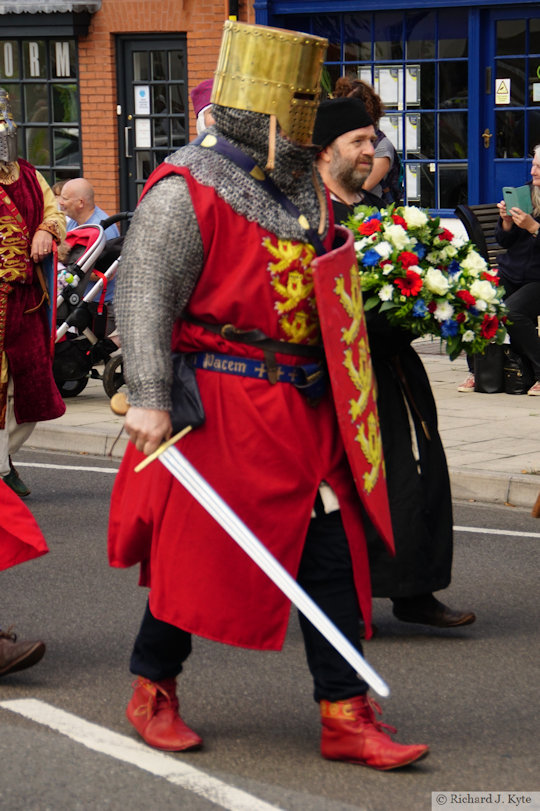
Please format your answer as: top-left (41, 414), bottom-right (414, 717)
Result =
top-left (0, 448), bottom-right (538, 811)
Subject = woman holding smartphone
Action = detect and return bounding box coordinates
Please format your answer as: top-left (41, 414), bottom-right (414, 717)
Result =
top-left (494, 144), bottom-right (540, 395)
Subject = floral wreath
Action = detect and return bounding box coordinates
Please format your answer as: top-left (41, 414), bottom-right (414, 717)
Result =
top-left (345, 204), bottom-right (508, 360)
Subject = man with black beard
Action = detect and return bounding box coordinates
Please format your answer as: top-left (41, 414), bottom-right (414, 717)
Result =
top-left (314, 97), bottom-right (476, 633)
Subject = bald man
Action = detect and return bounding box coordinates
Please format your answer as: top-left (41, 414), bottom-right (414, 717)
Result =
top-left (59, 177), bottom-right (119, 240)
top-left (59, 178), bottom-right (120, 328)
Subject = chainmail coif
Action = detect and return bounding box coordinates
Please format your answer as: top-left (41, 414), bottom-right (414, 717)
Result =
top-left (115, 106), bottom-right (329, 410)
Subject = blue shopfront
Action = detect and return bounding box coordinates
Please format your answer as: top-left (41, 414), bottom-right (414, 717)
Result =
top-left (255, 0), bottom-right (540, 215)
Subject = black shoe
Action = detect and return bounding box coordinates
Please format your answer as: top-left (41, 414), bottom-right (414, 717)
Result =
top-left (2, 458), bottom-right (30, 498)
top-left (392, 595), bottom-right (476, 628)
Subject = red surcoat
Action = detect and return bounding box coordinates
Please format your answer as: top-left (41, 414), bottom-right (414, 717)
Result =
top-left (108, 166), bottom-right (379, 650)
top-left (0, 480), bottom-right (48, 571)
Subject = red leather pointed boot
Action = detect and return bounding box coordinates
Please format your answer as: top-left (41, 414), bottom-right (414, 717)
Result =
top-left (126, 676), bottom-right (202, 752)
top-left (320, 695), bottom-right (429, 770)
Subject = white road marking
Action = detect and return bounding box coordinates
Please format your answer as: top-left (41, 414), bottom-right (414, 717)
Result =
top-left (454, 525), bottom-right (540, 539)
top-left (15, 462), bottom-right (540, 539)
top-left (0, 699), bottom-right (285, 811)
top-left (15, 461), bottom-right (118, 474)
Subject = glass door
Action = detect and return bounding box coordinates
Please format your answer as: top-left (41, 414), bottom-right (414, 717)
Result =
top-left (482, 10), bottom-right (540, 202)
top-left (116, 36), bottom-right (188, 212)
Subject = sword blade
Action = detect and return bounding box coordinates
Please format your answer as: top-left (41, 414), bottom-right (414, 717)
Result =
top-left (158, 444), bottom-right (390, 698)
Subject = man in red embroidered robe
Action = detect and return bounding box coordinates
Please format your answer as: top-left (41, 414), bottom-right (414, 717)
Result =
top-left (0, 88), bottom-right (66, 498)
top-left (108, 22), bottom-right (428, 769)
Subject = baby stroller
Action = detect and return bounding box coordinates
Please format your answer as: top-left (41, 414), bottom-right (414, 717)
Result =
top-left (53, 213), bottom-right (129, 398)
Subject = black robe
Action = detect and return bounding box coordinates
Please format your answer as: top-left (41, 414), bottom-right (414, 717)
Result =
top-left (332, 196), bottom-right (454, 597)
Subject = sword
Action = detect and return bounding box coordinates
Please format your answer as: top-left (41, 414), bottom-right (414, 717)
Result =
top-left (111, 395), bottom-right (389, 697)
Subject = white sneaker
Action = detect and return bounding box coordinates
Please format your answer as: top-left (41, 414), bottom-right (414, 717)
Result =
top-left (457, 373), bottom-right (475, 392)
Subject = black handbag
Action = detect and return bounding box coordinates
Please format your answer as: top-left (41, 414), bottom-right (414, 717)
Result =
top-left (473, 344), bottom-right (504, 393)
top-left (503, 347), bottom-right (535, 395)
top-left (170, 353), bottom-right (205, 432)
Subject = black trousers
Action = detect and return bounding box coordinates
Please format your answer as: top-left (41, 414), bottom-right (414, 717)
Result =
top-left (500, 278), bottom-right (540, 380)
top-left (130, 508), bottom-right (369, 703)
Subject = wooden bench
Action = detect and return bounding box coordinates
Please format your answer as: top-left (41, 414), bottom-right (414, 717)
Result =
top-left (454, 203), bottom-right (507, 270)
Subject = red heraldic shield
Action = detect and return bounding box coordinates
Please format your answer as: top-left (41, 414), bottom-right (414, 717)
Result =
top-left (313, 225), bottom-right (394, 551)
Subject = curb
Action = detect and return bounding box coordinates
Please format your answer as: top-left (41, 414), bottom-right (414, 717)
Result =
top-left (27, 422), bottom-right (540, 510)
top-left (449, 468), bottom-right (539, 509)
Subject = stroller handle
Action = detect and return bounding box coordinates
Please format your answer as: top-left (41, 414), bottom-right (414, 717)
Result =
top-left (99, 211), bottom-right (132, 230)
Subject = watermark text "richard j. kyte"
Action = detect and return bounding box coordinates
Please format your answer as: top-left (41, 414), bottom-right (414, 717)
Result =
top-left (432, 793), bottom-right (540, 809)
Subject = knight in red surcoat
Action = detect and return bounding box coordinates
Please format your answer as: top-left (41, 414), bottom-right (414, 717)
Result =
top-left (108, 21), bottom-right (429, 769)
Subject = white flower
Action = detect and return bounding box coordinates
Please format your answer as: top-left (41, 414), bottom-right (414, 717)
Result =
top-left (401, 206), bottom-right (429, 228)
top-left (451, 234), bottom-right (468, 249)
top-left (354, 238), bottom-right (370, 253)
top-left (475, 299), bottom-right (487, 312)
top-left (461, 249), bottom-right (488, 276)
top-left (440, 244), bottom-right (458, 260)
top-left (374, 241), bottom-right (393, 259)
top-left (378, 284), bottom-right (394, 301)
top-left (425, 267), bottom-right (450, 295)
top-left (462, 330), bottom-right (475, 342)
top-left (470, 279), bottom-right (497, 304)
top-left (382, 223), bottom-right (409, 251)
top-left (434, 301), bottom-right (455, 322)
top-left (409, 264), bottom-right (424, 276)
top-left (382, 263), bottom-right (395, 276)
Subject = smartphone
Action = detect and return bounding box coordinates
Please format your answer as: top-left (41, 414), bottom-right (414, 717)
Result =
top-left (502, 184), bottom-right (533, 214)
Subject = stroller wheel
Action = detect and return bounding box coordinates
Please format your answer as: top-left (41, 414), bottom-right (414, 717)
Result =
top-left (57, 376), bottom-right (90, 398)
top-left (103, 353), bottom-right (125, 398)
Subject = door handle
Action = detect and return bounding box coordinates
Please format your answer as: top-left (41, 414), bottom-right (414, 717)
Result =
top-left (482, 128), bottom-right (492, 148)
top-left (124, 126), bottom-right (133, 158)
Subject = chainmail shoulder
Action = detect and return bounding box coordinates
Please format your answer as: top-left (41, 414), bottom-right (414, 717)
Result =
top-left (167, 106), bottom-right (329, 244)
top-left (115, 175), bottom-right (203, 410)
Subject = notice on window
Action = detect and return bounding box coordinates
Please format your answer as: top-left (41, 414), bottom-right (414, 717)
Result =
top-left (495, 79), bottom-right (511, 105)
top-left (135, 118), bottom-right (151, 148)
top-left (134, 85), bottom-right (150, 115)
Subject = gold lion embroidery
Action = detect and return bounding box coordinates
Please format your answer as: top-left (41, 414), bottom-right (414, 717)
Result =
top-left (335, 267), bottom-right (382, 493)
top-left (334, 267), bottom-right (364, 344)
top-left (263, 236), bottom-right (319, 344)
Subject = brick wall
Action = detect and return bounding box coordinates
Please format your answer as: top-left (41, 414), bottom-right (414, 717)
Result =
top-left (77, 0), bottom-right (253, 214)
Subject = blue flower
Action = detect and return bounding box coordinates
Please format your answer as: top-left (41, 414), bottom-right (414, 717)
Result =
top-left (440, 319), bottom-right (459, 337)
top-left (365, 212), bottom-right (382, 222)
top-left (412, 299), bottom-right (427, 317)
top-left (415, 243), bottom-right (428, 260)
top-left (448, 260), bottom-right (461, 276)
top-left (361, 249), bottom-right (381, 267)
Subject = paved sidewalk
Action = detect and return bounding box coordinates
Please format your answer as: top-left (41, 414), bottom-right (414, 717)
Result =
top-left (24, 339), bottom-right (540, 509)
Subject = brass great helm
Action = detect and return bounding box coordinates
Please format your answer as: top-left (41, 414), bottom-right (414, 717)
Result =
top-left (211, 21), bottom-right (328, 145)
top-left (0, 88), bottom-right (18, 164)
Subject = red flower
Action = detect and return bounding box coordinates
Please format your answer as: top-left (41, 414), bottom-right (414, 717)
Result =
top-left (358, 218), bottom-right (382, 236)
top-left (428, 301), bottom-right (437, 313)
top-left (481, 271), bottom-right (499, 286)
top-left (397, 251), bottom-right (420, 268)
top-left (480, 314), bottom-right (499, 339)
top-left (392, 214), bottom-right (407, 228)
top-left (456, 312), bottom-right (466, 323)
top-left (456, 289), bottom-right (476, 308)
top-left (438, 228), bottom-right (454, 241)
top-left (394, 269), bottom-right (423, 296)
